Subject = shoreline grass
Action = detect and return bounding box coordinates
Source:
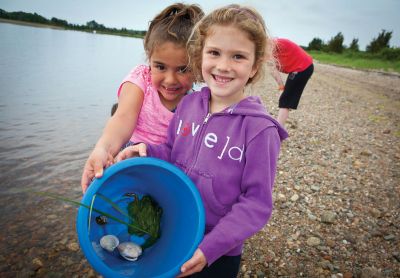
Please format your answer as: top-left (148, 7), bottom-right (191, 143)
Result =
top-left (308, 50), bottom-right (400, 74)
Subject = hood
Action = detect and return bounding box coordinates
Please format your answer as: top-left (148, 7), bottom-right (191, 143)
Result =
top-left (200, 87), bottom-right (289, 141)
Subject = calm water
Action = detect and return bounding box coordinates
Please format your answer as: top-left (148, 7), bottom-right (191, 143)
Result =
top-left (0, 23), bottom-right (147, 275)
top-left (0, 22), bottom-right (145, 194)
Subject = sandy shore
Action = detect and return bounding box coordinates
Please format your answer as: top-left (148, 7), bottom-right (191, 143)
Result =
top-left (0, 63), bottom-right (398, 277)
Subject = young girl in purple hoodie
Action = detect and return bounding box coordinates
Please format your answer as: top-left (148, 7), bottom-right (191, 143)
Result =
top-left (116, 4), bottom-right (288, 277)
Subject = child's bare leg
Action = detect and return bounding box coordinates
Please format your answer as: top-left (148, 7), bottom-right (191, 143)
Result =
top-left (277, 108), bottom-right (289, 126)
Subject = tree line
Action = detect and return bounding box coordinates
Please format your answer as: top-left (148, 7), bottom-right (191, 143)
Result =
top-left (306, 30), bottom-right (400, 60)
top-left (0, 9), bottom-right (146, 38)
top-left (2, 9), bottom-right (398, 60)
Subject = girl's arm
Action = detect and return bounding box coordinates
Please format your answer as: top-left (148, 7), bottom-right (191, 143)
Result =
top-left (81, 82), bottom-right (144, 192)
top-left (271, 66), bottom-right (285, 91)
top-left (115, 93), bottom-right (182, 164)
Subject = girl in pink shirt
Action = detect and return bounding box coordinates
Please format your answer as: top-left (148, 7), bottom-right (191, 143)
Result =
top-left (81, 3), bottom-right (204, 192)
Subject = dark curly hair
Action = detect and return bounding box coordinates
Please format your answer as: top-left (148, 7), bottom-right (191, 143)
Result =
top-left (144, 3), bottom-right (204, 59)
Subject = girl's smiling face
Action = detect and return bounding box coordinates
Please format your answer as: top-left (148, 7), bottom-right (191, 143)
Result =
top-left (201, 25), bottom-right (258, 108)
top-left (150, 42), bottom-right (193, 110)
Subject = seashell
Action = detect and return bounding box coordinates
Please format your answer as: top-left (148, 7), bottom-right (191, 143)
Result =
top-left (117, 242), bottom-right (142, 261)
top-left (100, 235), bottom-right (119, 252)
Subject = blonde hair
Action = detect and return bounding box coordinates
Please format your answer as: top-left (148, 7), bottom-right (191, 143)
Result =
top-left (187, 4), bottom-right (274, 84)
top-left (144, 3), bottom-right (204, 59)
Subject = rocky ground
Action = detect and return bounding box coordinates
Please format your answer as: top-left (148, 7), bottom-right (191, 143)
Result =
top-left (0, 63), bottom-right (399, 277)
top-left (241, 63), bottom-right (400, 278)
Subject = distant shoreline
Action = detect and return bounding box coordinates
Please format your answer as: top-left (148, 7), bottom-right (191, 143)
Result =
top-left (0, 18), bottom-right (64, 30)
top-left (0, 18), bottom-right (144, 38)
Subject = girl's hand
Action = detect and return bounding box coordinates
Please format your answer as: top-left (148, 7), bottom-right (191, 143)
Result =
top-left (278, 85), bottom-right (285, 91)
top-left (81, 147), bottom-right (114, 193)
top-left (177, 249), bottom-right (207, 277)
top-left (115, 143), bottom-right (147, 162)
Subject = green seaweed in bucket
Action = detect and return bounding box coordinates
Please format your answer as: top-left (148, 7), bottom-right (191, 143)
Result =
top-left (33, 191), bottom-right (162, 249)
top-left (32, 191), bottom-right (140, 232)
top-left (94, 193), bottom-right (162, 248)
top-left (32, 190), bottom-right (162, 249)
top-left (127, 194), bottom-right (162, 249)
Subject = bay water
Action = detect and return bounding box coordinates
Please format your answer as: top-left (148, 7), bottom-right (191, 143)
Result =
top-left (0, 22), bottom-right (145, 193)
top-left (0, 22), bottom-right (146, 275)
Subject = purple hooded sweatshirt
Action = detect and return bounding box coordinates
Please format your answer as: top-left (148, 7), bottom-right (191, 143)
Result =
top-left (147, 87), bottom-right (288, 265)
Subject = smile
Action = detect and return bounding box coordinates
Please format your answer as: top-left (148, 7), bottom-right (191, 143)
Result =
top-left (162, 86), bottom-right (181, 92)
top-left (212, 74), bottom-right (233, 83)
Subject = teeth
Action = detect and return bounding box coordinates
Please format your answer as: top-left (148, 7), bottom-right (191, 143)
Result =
top-left (214, 75), bottom-right (232, 83)
top-left (164, 86), bottom-right (180, 91)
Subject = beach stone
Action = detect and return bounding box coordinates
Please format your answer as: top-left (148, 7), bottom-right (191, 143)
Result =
top-left (369, 208), bottom-right (381, 218)
top-left (311, 185), bottom-right (320, 191)
top-left (276, 193), bottom-right (286, 202)
top-left (308, 213), bottom-right (317, 221)
top-left (383, 234), bottom-right (395, 241)
top-left (31, 257), bottom-right (43, 271)
top-left (307, 237), bottom-right (321, 246)
top-left (321, 211), bottom-right (337, 224)
top-left (331, 274), bottom-right (344, 278)
top-left (360, 267), bottom-right (381, 278)
top-left (256, 270), bottom-right (265, 278)
top-left (67, 242), bottom-right (80, 252)
top-left (343, 272), bottom-right (353, 278)
top-left (290, 194), bottom-right (299, 202)
top-left (393, 252), bottom-right (400, 262)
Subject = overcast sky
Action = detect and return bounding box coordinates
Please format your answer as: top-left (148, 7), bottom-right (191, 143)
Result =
top-left (1, 0), bottom-right (399, 50)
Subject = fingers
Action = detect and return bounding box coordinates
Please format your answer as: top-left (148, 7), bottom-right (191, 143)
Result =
top-left (114, 150), bottom-right (127, 162)
top-left (178, 261), bottom-right (202, 277)
top-left (81, 147), bottom-right (113, 194)
top-left (81, 156), bottom-right (105, 194)
top-left (93, 159), bottom-right (104, 179)
top-left (81, 171), bottom-right (91, 193)
top-left (115, 144), bottom-right (147, 162)
top-left (137, 144), bottom-right (147, 157)
top-left (81, 165), bottom-right (97, 194)
top-left (81, 144), bottom-right (148, 194)
top-left (106, 153), bottom-right (114, 167)
top-left (178, 249), bottom-right (206, 277)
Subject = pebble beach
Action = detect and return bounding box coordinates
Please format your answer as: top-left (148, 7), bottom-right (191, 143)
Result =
top-left (242, 63), bottom-right (400, 278)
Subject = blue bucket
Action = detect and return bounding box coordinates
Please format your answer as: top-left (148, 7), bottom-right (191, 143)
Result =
top-left (76, 157), bottom-right (205, 278)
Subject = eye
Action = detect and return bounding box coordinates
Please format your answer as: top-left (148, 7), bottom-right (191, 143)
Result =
top-left (178, 66), bottom-right (190, 73)
top-left (233, 54), bottom-right (245, 60)
top-left (153, 63), bottom-right (165, 71)
top-left (207, 50), bottom-right (219, 56)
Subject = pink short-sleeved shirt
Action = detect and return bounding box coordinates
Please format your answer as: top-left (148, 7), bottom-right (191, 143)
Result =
top-left (117, 65), bottom-right (174, 144)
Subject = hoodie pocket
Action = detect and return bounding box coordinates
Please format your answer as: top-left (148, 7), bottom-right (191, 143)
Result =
top-left (197, 174), bottom-right (229, 217)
